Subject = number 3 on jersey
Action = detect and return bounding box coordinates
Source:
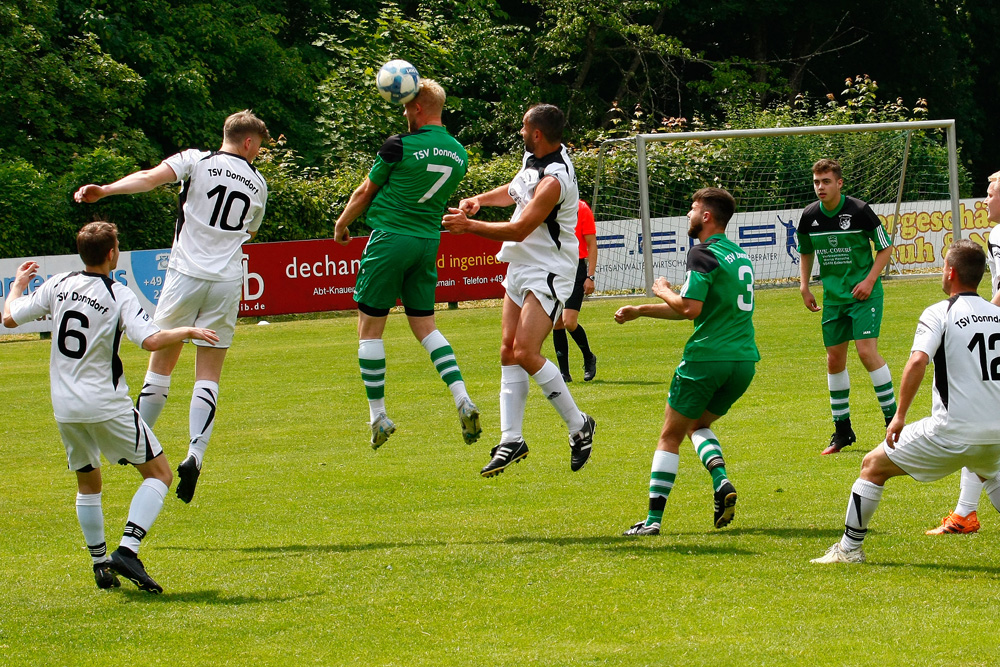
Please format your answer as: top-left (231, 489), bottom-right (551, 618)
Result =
top-left (737, 265), bottom-right (754, 312)
top-left (206, 184), bottom-right (251, 231)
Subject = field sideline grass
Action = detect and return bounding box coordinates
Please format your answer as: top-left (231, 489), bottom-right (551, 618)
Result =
top-left (2, 277), bottom-right (999, 666)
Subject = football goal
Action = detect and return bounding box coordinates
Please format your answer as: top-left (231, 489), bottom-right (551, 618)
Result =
top-left (590, 120), bottom-right (962, 295)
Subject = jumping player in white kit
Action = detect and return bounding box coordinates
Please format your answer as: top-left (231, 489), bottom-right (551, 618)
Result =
top-left (74, 110), bottom-right (269, 504)
top-left (443, 104), bottom-right (595, 478)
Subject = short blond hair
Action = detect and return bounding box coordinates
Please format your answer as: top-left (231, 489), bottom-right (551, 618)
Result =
top-left (413, 79), bottom-right (446, 115)
top-left (223, 109), bottom-right (270, 143)
top-left (989, 170), bottom-right (1000, 183)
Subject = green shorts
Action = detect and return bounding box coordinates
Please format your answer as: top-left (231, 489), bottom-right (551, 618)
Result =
top-left (822, 296), bottom-right (883, 347)
top-left (354, 229), bottom-right (439, 312)
top-left (667, 359), bottom-right (756, 420)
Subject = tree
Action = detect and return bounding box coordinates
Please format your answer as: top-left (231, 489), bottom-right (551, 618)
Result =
top-left (0, 1), bottom-right (148, 172)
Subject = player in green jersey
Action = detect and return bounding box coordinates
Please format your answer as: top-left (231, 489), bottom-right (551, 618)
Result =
top-left (333, 79), bottom-right (481, 450)
top-left (615, 187), bottom-right (759, 534)
top-left (797, 159), bottom-right (896, 455)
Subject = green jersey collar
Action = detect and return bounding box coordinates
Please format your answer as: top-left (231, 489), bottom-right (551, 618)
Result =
top-left (819, 194), bottom-right (846, 217)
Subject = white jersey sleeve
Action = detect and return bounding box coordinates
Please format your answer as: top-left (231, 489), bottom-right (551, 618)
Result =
top-left (911, 301), bottom-right (947, 359)
top-left (7, 272), bottom-right (61, 325)
top-left (116, 283), bottom-right (160, 347)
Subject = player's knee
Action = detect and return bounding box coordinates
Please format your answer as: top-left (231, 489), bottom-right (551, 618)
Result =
top-left (500, 342), bottom-right (517, 366)
top-left (859, 447), bottom-right (891, 484)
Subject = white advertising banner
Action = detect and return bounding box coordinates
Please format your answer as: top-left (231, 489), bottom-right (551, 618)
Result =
top-left (0, 248), bottom-right (171, 334)
top-left (592, 198), bottom-right (994, 292)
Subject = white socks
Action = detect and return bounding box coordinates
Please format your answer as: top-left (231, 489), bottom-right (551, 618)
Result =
top-left (120, 478), bottom-right (168, 555)
top-left (137, 371), bottom-right (171, 427)
top-left (499, 365), bottom-right (530, 442)
top-left (531, 360), bottom-right (585, 433)
top-left (841, 478), bottom-right (884, 551)
top-left (187, 380), bottom-right (218, 467)
top-left (76, 492), bottom-right (107, 563)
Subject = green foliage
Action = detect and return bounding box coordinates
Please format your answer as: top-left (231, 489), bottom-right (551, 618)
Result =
top-left (78, 0), bottom-right (328, 160)
top-left (313, 0), bottom-right (535, 158)
top-left (59, 147), bottom-right (177, 252)
top-left (0, 155), bottom-right (75, 259)
top-left (253, 141), bottom-right (370, 241)
top-left (0, 1), bottom-right (148, 172)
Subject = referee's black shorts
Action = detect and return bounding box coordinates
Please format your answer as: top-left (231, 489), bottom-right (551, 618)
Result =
top-left (565, 258), bottom-right (588, 312)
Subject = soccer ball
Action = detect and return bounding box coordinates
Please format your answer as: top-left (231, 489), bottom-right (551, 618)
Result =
top-left (375, 60), bottom-right (421, 104)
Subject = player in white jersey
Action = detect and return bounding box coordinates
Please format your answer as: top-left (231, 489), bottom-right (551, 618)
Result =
top-left (812, 240), bottom-right (1000, 564)
top-left (74, 110), bottom-right (269, 504)
top-left (3, 222), bottom-right (218, 592)
top-left (443, 104), bottom-right (595, 477)
top-left (926, 169), bottom-right (1000, 535)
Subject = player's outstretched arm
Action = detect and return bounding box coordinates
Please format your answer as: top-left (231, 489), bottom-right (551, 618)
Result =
top-left (142, 327), bottom-right (219, 351)
top-left (885, 350), bottom-right (928, 447)
top-left (614, 302), bottom-right (683, 323)
top-left (444, 177), bottom-right (557, 241)
top-left (459, 183), bottom-right (515, 216)
top-left (2, 261), bottom-right (38, 328)
top-left (74, 163), bottom-right (177, 203)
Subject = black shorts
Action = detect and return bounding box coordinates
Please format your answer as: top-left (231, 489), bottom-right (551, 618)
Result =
top-left (565, 259), bottom-right (588, 312)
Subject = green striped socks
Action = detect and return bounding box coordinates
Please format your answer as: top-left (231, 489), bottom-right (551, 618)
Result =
top-left (647, 450), bottom-right (679, 526)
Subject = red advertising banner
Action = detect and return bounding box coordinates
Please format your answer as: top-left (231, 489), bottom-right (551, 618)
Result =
top-left (238, 233), bottom-right (506, 317)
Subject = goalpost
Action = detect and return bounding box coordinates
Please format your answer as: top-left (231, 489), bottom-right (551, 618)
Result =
top-left (590, 120), bottom-right (962, 295)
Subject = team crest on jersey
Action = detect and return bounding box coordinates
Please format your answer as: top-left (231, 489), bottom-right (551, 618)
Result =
top-left (838, 214), bottom-right (852, 230)
top-left (829, 236), bottom-right (839, 248)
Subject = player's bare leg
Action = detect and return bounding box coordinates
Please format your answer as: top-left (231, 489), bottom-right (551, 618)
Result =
top-left (483, 293), bottom-right (591, 477)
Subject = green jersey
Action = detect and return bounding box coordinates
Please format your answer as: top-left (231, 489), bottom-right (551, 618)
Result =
top-left (366, 124), bottom-right (468, 239)
top-left (679, 234), bottom-right (760, 362)
top-left (796, 195), bottom-right (892, 305)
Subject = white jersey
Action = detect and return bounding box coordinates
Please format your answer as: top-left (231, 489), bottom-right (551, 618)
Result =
top-left (9, 272), bottom-right (160, 423)
top-left (912, 293), bottom-right (1000, 445)
top-left (164, 149), bottom-right (268, 282)
top-left (987, 224), bottom-right (1000, 297)
top-left (496, 145), bottom-right (579, 280)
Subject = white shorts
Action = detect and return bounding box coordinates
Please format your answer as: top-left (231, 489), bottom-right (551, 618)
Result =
top-left (155, 269), bottom-right (241, 347)
top-left (504, 263), bottom-right (574, 323)
top-left (883, 417), bottom-right (1000, 482)
top-left (57, 409), bottom-right (163, 472)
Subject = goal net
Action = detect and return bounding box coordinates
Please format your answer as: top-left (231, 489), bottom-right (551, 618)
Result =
top-left (589, 120), bottom-right (961, 295)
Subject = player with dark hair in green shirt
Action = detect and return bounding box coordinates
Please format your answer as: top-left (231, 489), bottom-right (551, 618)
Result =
top-left (797, 158), bottom-right (896, 455)
top-left (615, 187), bottom-right (759, 535)
top-left (333, 78), bottom-right (481, 451)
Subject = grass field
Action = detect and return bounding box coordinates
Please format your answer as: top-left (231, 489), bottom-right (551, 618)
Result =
top-left (2, 277), bottom-right (1000, 666)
